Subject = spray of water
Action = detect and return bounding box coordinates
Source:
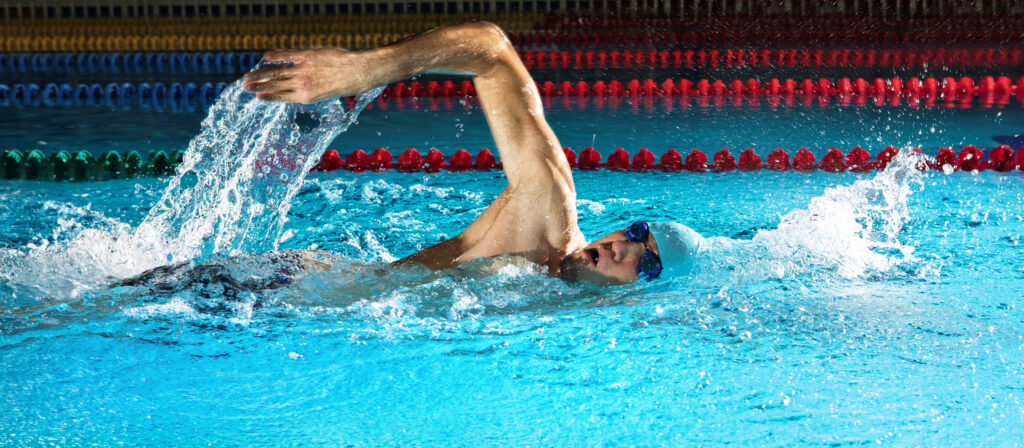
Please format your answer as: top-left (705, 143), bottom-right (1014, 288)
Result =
top-left (1, 75), bottom-right (382, 300)
top-left (695, 150), bottom-right (928, 287)
top-left (136, 79), bottom-right (382, 263)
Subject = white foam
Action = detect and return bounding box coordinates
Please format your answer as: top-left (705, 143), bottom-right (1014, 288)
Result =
top-left (697, 149), bottom-right (928, 286)
top-left (1, 79), bottom-right (382, 300)
top-left (123, 296), bottom-right (198, 319)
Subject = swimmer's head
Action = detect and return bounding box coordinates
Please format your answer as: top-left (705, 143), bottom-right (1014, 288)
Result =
top-left (559, 221), bottom-right (703, 285)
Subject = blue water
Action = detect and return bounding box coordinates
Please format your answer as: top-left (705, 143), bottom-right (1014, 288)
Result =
top-left (2, 87), bottom-right (1024, 445)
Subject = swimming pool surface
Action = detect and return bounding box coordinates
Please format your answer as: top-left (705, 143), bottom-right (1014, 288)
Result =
top-left (2, 82), bottom-right (1023, 445)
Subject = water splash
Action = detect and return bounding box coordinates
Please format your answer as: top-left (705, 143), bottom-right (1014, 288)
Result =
top-left (0, 76), bottom-right (382, 301)
top-left (136, 79), bottom-right (383, 263)
top-left (695, 149), bottom-right (928, 287)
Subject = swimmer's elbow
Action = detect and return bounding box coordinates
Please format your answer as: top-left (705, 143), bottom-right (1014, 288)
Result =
top-left (459, 21), bottom-right (518, 66)
top-left (465, 21), bottom-right (509, 45)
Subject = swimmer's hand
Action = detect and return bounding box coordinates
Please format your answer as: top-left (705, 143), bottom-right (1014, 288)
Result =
top-left (243, 22), bottom-right (517, 104)
top-left (243, 48), bottom-right (384, 103)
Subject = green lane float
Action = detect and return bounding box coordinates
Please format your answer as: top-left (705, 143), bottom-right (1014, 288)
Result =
top-left (3, 149), bottom-right (23, 179)
top-left (24, 149), bottom-right (45, 179)
top-left (123, 151), bottom-right (142, 176)
top-left (148, 150), bottom-right (172, 176)
top-left (71, 150), bottom-right (93, 181)
top-left (101, 150), bottom-right (121, 179)
top-left (50, 150), bottom-right (71, 181)
top-left (0, 149), bottom-right (186, 181)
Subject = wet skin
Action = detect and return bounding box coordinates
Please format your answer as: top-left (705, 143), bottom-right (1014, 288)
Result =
top-left (560, 228), bottom-right (661, 285)
top-left (243, 23), bottom-right (664, 286)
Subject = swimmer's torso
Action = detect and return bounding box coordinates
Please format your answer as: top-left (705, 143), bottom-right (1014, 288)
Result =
top-left (395, 183), bottom-right (586, 275)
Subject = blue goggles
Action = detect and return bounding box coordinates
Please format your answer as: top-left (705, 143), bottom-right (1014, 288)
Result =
top-left (623, 221), bottom-right (663, 281)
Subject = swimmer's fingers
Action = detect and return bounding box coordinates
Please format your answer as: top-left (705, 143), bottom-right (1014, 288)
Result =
top-left (243, 72), bottom-right (298, 95)
top-left (263, 49), bottom-right (307, 63)
top-left (245, 79), bottom-right (294, 94)
top-left (247, 48), bottom-right (360, 102)
top-left (243, 66), bottom-right (299, 83)
top-left (256, 91), bottom-right (299, 102)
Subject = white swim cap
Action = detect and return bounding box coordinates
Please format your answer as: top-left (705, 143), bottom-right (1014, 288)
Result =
top-left (648, 222), bottom-right (704, 278)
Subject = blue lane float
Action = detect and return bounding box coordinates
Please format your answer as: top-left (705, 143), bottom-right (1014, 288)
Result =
top-left (105, 83), bottom-right (120, 102)
top-left (104, 53), bottom-right (121, 70)
top-left (168, 82), bottom-right (182, 100)
top-left (59, 83), bottom-right (72, 106)
top-left (171, 52), bottom-right (187, 71)
top-left (0, 81), bottom-right (230, 110)
top-left (11, 83), bottom-right (26, 100)
top-left (89, 83), bottom-right (103, 100)
top-left (121, 83), bottom-right (135, 100)
top-left (10, 54), bottom-right (27, 72)
top-left (153, 82), bottom-right (167, 100)
top-left (137, 82), bottom-right (151, 102)
top-left (41, 83), bottom-right (58, 104)
top-left (203, 52), bottom-right (216, 72)
top-left (0, 51), bottom-right (264, 74)
top-left (31, 53), bottom-right (51, 71)
top-left (73, 83), bottom-right (89, 102)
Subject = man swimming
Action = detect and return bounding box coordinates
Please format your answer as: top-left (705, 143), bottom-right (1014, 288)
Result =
top-left (243, 21), bottom-right (702, 285)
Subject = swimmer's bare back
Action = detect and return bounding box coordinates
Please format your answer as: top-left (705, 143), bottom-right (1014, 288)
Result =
top-left (244, 22), bottom-right (586, 275)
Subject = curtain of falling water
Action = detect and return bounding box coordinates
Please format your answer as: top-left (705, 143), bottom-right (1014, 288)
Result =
top-left (135, 73), bottom-right (383, 264)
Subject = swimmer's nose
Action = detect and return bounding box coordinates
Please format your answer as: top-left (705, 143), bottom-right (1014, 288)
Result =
top-left (608, 241), bottom-right (630, 263)
top-left (611, 240), bottom-right (645, 264)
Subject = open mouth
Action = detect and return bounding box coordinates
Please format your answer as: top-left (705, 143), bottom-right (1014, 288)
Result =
top-left (586, 248), bottom-right (600, 266)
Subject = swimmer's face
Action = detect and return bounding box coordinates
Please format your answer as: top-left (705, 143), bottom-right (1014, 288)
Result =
top-left (559, 228), bottom-right (660, 285)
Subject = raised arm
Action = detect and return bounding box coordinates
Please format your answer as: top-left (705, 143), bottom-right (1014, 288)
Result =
top-left (243, 21), bottom-right (572, 192)
top-left (244, 22), bottom-right (584, 269)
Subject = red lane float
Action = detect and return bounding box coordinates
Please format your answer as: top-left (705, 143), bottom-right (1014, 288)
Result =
top-left (397, 147), bottom-right (423, 171)
top-left (376, 76), bottom-right (1024, 105)
top-left (846, 146), bottom-right (876, 172)
top-left (314, 146), bottom-right (1024, 174)
top-left (424, 148), bottom-right (446, 172)
top-left (312, 150), bottom-right (343, 172)
top-left (474, 149), bottom-right (498, 170)
top-left (447, 149), bottom-right (473, 171)
top-left (508, 19), bottom-right (1024, 49)
top-left (516, 48), bottom-right (1024, 70)
top-left (579, 147), bottom-right (602, 170)
top-left (793, 148), bottom-right (817, 172)
top-left (367, 148), bottom-right (391, 171)
top-left (660, 148), bottom-right (683, 171)
top-left (632, 148), bottom-right (656, 170)
top-left (766, 148), bottom-right (791, 171)
top-left (683, 149), bottom-right (708, 172)
top-left (713, 149), bottom-right (737, 171)
top-left (606, 147), bottom-right (631, 170)
top-left (820, 148), bottom-right (846, 172)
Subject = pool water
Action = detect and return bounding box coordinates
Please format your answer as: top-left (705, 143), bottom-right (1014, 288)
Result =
top-left (1, 82), bottom-right (1023, 445)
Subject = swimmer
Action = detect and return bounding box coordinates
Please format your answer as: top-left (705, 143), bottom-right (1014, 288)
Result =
top-left (244, 21), bottom-right (702, 285)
